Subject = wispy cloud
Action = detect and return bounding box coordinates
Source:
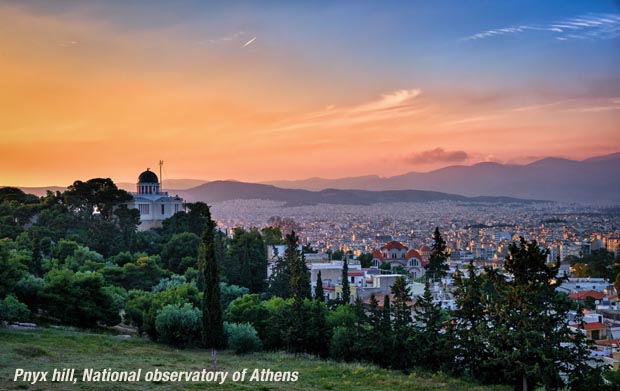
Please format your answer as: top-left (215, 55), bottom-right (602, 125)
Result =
top-left (265, 88), bottom-right (426, 133)
top-left (198, 31), bottom-right (246, 45)
top-left (463, 13), bottom-right (620, 41)
top-left (405, 148), bottom-right (469, 165)
top-left (242, 37), bottom-right (256, 47)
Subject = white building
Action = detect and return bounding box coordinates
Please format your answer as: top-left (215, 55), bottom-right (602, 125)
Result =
top-left (126, 169), bottom-right (184, 230)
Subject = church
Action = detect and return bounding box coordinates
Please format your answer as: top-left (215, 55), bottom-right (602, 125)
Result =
top-left (371, 241), bottom-right (429, 279)
top-left (126, 168), bottom-right (184, 230)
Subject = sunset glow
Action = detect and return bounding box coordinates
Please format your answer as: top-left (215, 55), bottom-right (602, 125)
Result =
top-left (1, 1), bottom-right (619, 186)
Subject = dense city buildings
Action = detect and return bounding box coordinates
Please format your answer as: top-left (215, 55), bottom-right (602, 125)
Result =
top-left (209, 199), bottom-right (620, 264)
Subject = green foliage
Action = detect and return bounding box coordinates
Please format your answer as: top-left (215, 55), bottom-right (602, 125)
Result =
top-left (226, 294), bottom-right (270, 338)
top-left (124, 282), bottom-right (201, 338)
top-left (329, 326), bottom-right (358, 361)
top-left (161, 232), bottom-right (200, 274)
top-left (42, 269), bottom-right (120, 327)
top-left (0, 295), bottom-right (30, 323)
top-left (357, 253), bottom-right (374, 268)
top-left (220, 283), bottom-right (249, 310)
top-left (260, 226), bottom-right (283, 245)
top-left (287, 231), bottom-right (311, 301)
top-left (151, 275), bottom-right (190, 293)
top-left (451, 237), bottom-right (602, 390)
top-left (0, 240), bottom-right (28, 298)
top-left (425, 227), bottom-right (449, 281)
top-left (197, 206), bottom-right (225, 349)
top-left (267, 250), bottom-right (291, 299)
top-left (63, 178), bottom-right (132, 222)
top-left (155, 303), bottom-right (202, 346)
top-left (159, 202), bottom-right (211, 239)
top-left (341, 256), bottom-right (351, 305)
top-left (224, 322), bottom-right (262, 354)
top-left (223, 228), bottom-right (268, 293)
top-left (14, 274), bottom-right (45, 311)
top-left (331, 249), bottom-right (344, 260)
top-left (391, 276), bottom-right (413, 369)
top-left (411, 282), bottom-right (452, 372)
top-left (451, 261), bottom-right (487, 378)
top-left (315, 270), bottom-right (325, 301)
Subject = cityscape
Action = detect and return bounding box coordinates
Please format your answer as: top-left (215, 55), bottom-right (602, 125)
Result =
top-left (2, 0), bottom-right (620, 390)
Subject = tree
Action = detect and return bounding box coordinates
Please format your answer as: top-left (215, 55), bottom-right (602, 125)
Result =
top-left (0, 240), bottom-right (27, 298)
top-left (286, 231), bottom-right (310, 301)
top-left (161, 232), bottom-right (200, 274)
top-left (160, 202), bottom-right (211, 239)
top-left (475, 237), bottom-right (601, 390)
top-left (425, 227), bottom-right (449, 281)
top-left (357, 253), bottom-right (374, 268)
top-left (267, 247), bottom-right (291, 299)
top-left (391, 275), bottom-right (412, 369)
top-left (63, 178), bottom-right (131, 221)
top-left (197, 206), bottom-right (224, 367)
top-left (411, 281), bottom-right (452, 371)
top-left (42, 269), bottom-right (120, 327)
top-left (341, 256), bottom-right (351, 304)
top-left (260, 226), bottom-right (283, 246)
top-left (451, 261), bottom-right (488, 378)
top-left (224, 228), bottom-right (267, 293)
top-left (315, 270), bottom-right (324, 301)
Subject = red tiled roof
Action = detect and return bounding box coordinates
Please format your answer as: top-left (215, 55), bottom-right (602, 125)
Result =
top-left (420, 245), bottom-right (431, 252)
top-left (348, 272), bottom-right (363, 277)
top-left (371, 250), bottom-right (384, 260)
top-left (382, 241), bottom-right (407, 251)
top-left (568, 291), bottom-right (607, 301)
top-left (406, 249), bottom-right (422, 260)
top-left (595, 338), bottom-right (620, 346)
top-left (569, 322), bottom-right (609, 331)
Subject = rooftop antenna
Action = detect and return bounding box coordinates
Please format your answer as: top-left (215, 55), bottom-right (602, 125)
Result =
top-left (159, 160), bottom-right (164, 193)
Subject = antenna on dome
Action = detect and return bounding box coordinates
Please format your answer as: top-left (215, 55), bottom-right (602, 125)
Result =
top-left (159, 160), bottom-right (164, 193)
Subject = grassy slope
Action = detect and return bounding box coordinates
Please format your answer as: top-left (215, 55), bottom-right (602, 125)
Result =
top-left (0, 328), bottom-right (508, 391)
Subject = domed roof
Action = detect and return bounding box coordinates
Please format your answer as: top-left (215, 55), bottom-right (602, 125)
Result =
top-left (138, 169), bottom-right (159, 184)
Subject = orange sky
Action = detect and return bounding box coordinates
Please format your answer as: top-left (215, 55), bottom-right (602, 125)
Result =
top-left (1, 3), bottom-right (619, 187)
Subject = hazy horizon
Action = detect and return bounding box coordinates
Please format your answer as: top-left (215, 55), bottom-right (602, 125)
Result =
top-left (1, 1), bottom-right (619, 186)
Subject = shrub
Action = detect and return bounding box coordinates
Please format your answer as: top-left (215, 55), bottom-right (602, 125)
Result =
top-left (224, 322), bottom-right (262, 354)
top-left (0, 295), bottom-right (30, 323)
top-left (329, 326), bottom-right (358, 361)
top-left (155, 303), bottom-right (201, 346)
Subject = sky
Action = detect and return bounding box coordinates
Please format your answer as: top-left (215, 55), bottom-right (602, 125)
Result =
top-left (1, 0), bottom-right (619, 186)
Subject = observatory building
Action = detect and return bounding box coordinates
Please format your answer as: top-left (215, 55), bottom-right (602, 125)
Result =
top-left (126, 167), bottom-right (184, 230)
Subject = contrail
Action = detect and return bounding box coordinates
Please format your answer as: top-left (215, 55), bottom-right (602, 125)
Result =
top-left (242, 37), bottom-right (256, 47)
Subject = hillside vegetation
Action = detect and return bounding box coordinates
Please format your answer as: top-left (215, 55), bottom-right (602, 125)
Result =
top-left (0, 328), bottom-right (507, 391)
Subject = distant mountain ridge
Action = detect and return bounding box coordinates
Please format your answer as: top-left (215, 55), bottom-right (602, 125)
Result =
top-left (177, 181), bottom-right (541, 206)
top-left (263, 154), bottom-right (620, 203)
top-left (5, 153), bottom-right (619, 203)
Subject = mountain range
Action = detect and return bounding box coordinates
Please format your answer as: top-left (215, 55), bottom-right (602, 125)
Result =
top-left (8, 153), bottom-right (620, 204)
top-left (175, 181), bottom-right (538, 206)
top-left (264, 153), bottom-right (620, 204)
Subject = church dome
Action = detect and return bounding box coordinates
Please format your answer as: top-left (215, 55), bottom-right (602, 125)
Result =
top-left (138, 169), bottom-right (159, 184)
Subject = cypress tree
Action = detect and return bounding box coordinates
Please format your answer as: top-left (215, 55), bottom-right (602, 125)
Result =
top-left (315, 270), bottom-right (325, 301)
top-left (341, 255), bottom-right (351, 305)
top-left (425, 227), bottom-right (449, 281)
top-left (197, 206), bottom-right (224, 367)
top-left (391, 276), bottom-right (413, 369)
top-left (287, 231), bottom-right (311, 301)
top-left (452, 261), bottom-right (487, 377)
top-left (412, 281), bottom-right (452, 372)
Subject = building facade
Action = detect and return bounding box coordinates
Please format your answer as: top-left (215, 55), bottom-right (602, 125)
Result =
top-left (126, 169), bottom-right (184, 230)
top-left (371, 241), bottom-right (428, 279)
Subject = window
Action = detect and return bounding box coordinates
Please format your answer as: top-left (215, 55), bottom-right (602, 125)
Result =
top-left (161, 204), bottom-right (165, 215)
top-left (138, 204), bottom-right (150, 215)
